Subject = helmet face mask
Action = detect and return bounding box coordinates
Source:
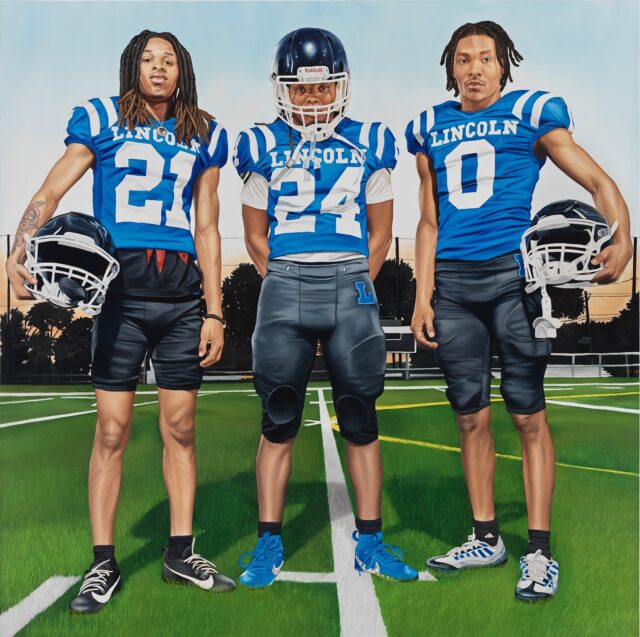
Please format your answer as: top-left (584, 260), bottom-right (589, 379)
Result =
top-left (520, 200), bottom-right (616, 338)
top-left (271, 28), bottom-right (351, 140)
top-left (521, 201), bottom-right (616, 293)
top-left (24, 213), bottom-right (120, 316)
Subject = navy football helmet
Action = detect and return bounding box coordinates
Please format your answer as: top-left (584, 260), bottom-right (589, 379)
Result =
top-left (520, 199), bottom-right (617, 337)
top-left (271, 28), bottom-right (350, 140)
top-left (25, 212), bottom-right (120, 316)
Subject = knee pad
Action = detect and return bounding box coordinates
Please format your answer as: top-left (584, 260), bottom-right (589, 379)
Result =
top-left (261, 385), bottom-right (302, 442)
top-left (335, 395), bottom-right (378, 444)
top-left (266, 385), bottom-right (300, 425)
top-left (436, 354), bottom-right (491, 414)
top-left (499, 344), bottom-right (548, 413)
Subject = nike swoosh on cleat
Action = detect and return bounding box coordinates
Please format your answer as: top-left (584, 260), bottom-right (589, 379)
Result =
top-left (272, 561), bottom-right (284, 576)
top-left (355, 556), bottom-right (380, 575)
top-left (91, 576), bottom-right (121, 604)
top-left (165, 566), bottom-right (214, 590)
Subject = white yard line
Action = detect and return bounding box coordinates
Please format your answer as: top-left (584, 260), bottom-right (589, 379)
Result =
top-left (279, 571), bottom-right (337, 583)
top-left (0, 398), bottom-right (54, 406)
top-left (0, 576), bottom-right (79, 637)
top-left (317, 388), bottom-right (388, 637)
top-left (0, 400), bottom-right (160, 429)
top-left (546, 399), bottom-right (639, 415)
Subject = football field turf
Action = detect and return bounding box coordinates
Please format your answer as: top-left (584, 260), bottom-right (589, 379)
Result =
top-left (0, 378), bottom-right (638, 636)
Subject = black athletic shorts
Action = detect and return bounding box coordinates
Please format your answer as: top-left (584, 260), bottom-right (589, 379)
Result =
top-left (91, 296), bottom-right (204, 392)
top-left (433, 253), bottom-right (552, 415)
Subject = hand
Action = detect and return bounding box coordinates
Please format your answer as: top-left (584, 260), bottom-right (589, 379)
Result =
top-left (591, 240), bottom-right (633, 284)
top-left (411, 303), bottom-right (438, 349)
top-left (199, 318), bottom-right (224, 367)
top-left (6, 253), bottom-right (36, 300)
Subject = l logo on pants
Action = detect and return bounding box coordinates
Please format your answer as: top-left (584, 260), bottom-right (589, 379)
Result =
top-left (355, 281), bottom-right (376, 305)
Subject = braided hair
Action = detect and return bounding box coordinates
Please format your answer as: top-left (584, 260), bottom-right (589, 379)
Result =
top-left (440, 21), bottom-right (523, 96)
top-left (118, 30), bottom-right (213, 144)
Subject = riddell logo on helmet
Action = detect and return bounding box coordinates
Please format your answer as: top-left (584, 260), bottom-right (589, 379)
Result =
top-left (297, 66), bottom-right (330, 79)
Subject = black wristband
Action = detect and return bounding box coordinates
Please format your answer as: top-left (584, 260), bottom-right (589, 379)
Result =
top-left (203, 313), bottom-right (226, 327)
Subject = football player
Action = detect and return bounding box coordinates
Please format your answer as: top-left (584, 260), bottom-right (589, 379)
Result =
top-left (234, 27), bottom-right (418, 588)
top-left (6, 30), bottom-right (235, 613)
top-left (405, 21), bottom-right (631, 601)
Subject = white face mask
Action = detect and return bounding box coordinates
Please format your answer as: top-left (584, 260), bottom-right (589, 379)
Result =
top-left (25, 233), bottom-right (120, 316)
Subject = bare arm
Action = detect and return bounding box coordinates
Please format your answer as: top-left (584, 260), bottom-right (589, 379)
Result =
top-left (366, 199), bottom-right (393, 280)
top-left (536, 129), bottom-right (632, 283)
top-left (410, 152), bottom-right (439, 349)
top-left (242, 204), bottom-right (270, 278)
top-left (7, 144), bottom-right (95, 298)
top-left (193, 166), bottom-right (224, 367)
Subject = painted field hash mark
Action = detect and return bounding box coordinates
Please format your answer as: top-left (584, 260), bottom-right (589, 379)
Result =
top-left (0, 576), bottom-right (79, 637)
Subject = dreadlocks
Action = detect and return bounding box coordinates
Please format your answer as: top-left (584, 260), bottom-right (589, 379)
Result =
top-left (118, 30), bottom-right (213, 144)
top-left (440, 21), bottom-right (523, 96)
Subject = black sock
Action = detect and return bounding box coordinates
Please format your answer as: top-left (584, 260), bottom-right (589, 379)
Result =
top-left (527, 529), bottom-right (551, 559)
top-left (93, 545), bottom-right (115, 564)
top-left (355, 517), bottom-right (382, 535)
top-left (473, 518), bottom-right (500, 546)
top-left (168, 535), bottom-right (193, 560)
top-left (258, 521), bottom-right (282, 537)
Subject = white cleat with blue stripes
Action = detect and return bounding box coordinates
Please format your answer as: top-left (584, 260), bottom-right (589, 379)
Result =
top-left (426, 533), bottom-right (507, 570)
top-left (515, 550), bottom-right (559, 602)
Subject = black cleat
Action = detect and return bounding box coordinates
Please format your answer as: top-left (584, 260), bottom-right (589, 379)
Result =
top-left (163, 539), bottom-right (235, 592)
top-left (69, 559), bottom-right (121, 614)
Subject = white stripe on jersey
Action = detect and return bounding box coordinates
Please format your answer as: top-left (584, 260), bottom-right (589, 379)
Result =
top-left (426, 107), bottom-right (435, 135)
top-left (512, 90), bottom-right (536, 121)
top-left (99, 97), bottom-right (118, 128)
top-left (412, 114), bottom-right (424, 146)
top-left (257, 125), bottom-right (276, 153)
top-left (359, 122), bottom-right (372, 147)
top-left (530, 93), bottom-right (560, 129)
top-left (207, 124), bottom-right (222, 157)
top-left (246, 129), bottom-right (259, 163)
top-left (78, 100), bottom-right (100, 137)
top-left (375, 124), bottom-right (386, 160)
top-left (232, 135), bottom-right (241, 168)
top-left (567, 107), bottom-right (575, 133)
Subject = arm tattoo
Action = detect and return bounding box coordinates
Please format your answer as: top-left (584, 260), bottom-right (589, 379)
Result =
top-left (10, 201), bottom-right (45, 255)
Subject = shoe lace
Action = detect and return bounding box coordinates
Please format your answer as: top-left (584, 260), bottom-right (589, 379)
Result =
top-left (352, 531), bottom-right (405, 570)
top-left (78, 562), bottom-right (113, 595)
top-left (238, 535), bottom-right (281, 572)
top-left (184, 553), bottom-right (219, 577)
top-left (522, 550), bottom-right (550, 584)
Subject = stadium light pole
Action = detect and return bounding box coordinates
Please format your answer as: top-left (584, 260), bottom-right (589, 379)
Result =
top-left (5, 235), bottom-right (11, 383)
top-left (394, 237), bottom-right (401, 320)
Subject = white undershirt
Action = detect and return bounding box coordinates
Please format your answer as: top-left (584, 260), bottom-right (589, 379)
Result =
top-left (242, 169), bottom-right (393, 263)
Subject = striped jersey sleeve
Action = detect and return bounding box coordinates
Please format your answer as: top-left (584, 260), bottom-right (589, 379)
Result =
top-left (511, 90), bottom-right (574, 137)
top-left (64, 97), bottom-right (118, 150)
top-left (232, 125), bottom-right (277, 180)
top-left (405, 108), bottom-right (435, 156)
top-left (203, 120), bottom-right (228, 168)
top-left (359, 122), bottom-right (398, 171)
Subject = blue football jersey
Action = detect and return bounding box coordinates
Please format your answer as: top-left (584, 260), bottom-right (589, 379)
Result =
top-left (233, 117), bottom-right (397, 259)
top-left (65, 96), bottom-right (228, 255)
top-left (405, 90), bottom-right (574, 260)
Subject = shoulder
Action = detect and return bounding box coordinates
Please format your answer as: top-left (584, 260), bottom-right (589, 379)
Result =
top-left (233, 120), bottom-right (284, 174)
top-left (405, 100), bottom-right (457, 150)
top-left (507, 90), bottom-right (573, 131)
top-left (68, 96), bottom-right (119, 136)
top-left (340, 118), bottom-right (397, 162)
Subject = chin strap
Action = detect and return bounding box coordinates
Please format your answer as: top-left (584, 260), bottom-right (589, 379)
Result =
top-left (532, 284), bottom-right (562, 338)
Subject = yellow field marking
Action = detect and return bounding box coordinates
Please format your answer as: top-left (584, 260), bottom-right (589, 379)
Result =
top-left (377, 391), bottom-right (639, 412)
top-left (328, 421), bottom-right (639, 478)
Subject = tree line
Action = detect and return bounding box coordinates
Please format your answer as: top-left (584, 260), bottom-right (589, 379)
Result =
top-left (1, 259), bottom-right (637, 383)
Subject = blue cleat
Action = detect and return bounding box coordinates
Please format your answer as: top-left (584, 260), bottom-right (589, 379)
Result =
top-left (238, 533), bottom-right (284, 589)
top-left (353, 531), bottom-right (418, 582)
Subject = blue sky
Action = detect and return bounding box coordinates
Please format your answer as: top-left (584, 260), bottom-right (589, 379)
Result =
top-left (1, 0), bottom-right (638, 244)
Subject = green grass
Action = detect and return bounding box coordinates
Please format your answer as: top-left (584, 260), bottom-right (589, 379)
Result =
top-left (1, 379), bottom-right (638, 636)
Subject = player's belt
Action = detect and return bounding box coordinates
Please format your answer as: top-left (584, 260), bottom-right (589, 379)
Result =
top-left (267, 258), bottom-right (368, 277)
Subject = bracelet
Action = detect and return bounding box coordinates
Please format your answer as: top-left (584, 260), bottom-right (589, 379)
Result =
top-left (204, 313), bottom-right (226, 327)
